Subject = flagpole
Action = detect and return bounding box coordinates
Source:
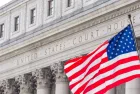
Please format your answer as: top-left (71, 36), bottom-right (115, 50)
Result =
top-left (128, 14), bottom-right (140, 57)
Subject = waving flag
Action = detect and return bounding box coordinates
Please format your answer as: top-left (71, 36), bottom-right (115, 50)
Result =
top-left (64, 24), bottom-right (140, 94)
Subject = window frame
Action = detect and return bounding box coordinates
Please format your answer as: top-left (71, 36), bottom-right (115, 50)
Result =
top-left (14, 16), bottom-right (20, 32)
top-left (48, 0), bottom-right (54, 16)
top-left (67, 0), bottom-right (72, 7)
top-left (0, 23), bottom-right (4, 38)
top-left (30, 8), bottom-right (36, 24)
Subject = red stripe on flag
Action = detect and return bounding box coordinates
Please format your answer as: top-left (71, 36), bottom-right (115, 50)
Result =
top-left (64, 26), bottom-right (140, 94)
top-left (64, 55), bottom-right (88, 73)
top-left (69, 57), bottom-right (108, 89)
top-left (64, 56), bottom-right (82, 66)
top-left (64, 41), bottom-right (108, 67)
top-left (93, 56), bottom-right (139, 78)
top-left (83, 65), bottom-right (140, 94)
top-left (68, 49), bottom-right (107, 80)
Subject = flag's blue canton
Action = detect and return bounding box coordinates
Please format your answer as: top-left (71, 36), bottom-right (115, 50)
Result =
top-left (107, 25), bottom-right (137, 60)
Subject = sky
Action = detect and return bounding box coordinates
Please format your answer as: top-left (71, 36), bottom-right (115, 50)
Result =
top-left (0, 0), bottom-right (12, 7)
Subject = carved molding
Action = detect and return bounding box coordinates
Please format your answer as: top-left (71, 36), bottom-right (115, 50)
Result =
top-left (0, 0), bottom-right (140, 63)
top-left (0, 0), bottom-right (140, 85)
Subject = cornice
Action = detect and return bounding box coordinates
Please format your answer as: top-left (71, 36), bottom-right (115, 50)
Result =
top-left (0, 0), bottom-right (139, 62)
top-left (0, 0), bottom-right (28, 15)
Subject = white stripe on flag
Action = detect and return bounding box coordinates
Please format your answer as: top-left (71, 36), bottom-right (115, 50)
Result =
top-left (86, 69), bottom-right (140, 94)
top-left (66, 44), bottom-right (108, 77)
top-left (65, 62), bottom-right (76, 69)
top-left (101, 51), bottom-right (138, 69)
top-left (75, 60), bottom-right (140, 94)
top-left (70, 51), bottom-right (137, 86)
top-left (70, 52), bottom-right (107, 85)
top-left (71, 51), bottom-right (139, 94)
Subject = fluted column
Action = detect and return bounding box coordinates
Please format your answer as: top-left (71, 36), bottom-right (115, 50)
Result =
top-left (34, 68), bottom-right (52, 94)
top-left (51, 62), bottom-right (70, 94)
top-left (116, 84), bottom-right (125, 94)
top-left (15, 75), bottom-right (32, 94)
top-left (125, 78), bottom-right (140, 94)
top-left (106, 88), bottom-right (116, 94)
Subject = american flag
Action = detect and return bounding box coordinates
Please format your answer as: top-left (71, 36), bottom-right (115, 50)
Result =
top-left (64, 25), bottom-right (140, 94)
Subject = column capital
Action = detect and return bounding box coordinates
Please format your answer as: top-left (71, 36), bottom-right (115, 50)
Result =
top-left (15, 74), bottom-right (32, 93)
top-left (3, 79), bottom-right (14, 94)
top-left (51, 62), bottom-right (68, 83)
top-left (13, 79), bottom-right (19, 94)
top-left (0, 80), bottom-right (5, 94)
top-left (51, 62), bottom-right (64, 74)
top-left (29, 75), bottom-right (37, 94)
top-left (33, 68), bottom-right (52, 89)
top-left (52, 62), bottom-right (70, 94)
top-left (15, 75), bottom-right (23, 84)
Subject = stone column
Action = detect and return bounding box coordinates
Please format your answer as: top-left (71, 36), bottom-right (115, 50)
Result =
top-left (106, 88), bottom-right (116, 94)
top-left (125, 78), bottom-right (140, 94)
top-left (116, 84), bottom-right (125, 94)
top-left (15, 75), bottom-right (32, 94)
top-left (51, 62), bottom-right (70, 94)
top-left (34, 68), bottom-right (51, 94)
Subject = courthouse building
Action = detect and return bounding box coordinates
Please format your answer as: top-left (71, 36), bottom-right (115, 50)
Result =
top-left (0, 0), bottom-right (140, 94)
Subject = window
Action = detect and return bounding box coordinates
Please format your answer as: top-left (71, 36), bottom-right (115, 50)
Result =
top-left (14, 16), bottom-right (19, 31)
top-left (67, 0), bottom-right (72, 7)
top-left (48, 0), bottom-right (54, 16)
top-left (30, 8), bottom-right (36, 24)
top-left (0, 24), bottom-right (4, 38)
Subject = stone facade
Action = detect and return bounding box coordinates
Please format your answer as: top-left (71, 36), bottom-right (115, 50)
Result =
top-left (0, 0), bottom-right (140, 94)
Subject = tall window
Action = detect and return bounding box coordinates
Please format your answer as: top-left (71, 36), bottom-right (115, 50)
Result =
top-left (14, 16), bottom-right (19, 31)
top-left (67, 0), bottom-right (72, 7)
top-left (30, 8), bottom-right (36, 24)
top-left (0, 24), bottom-right (4, 38)
top-left (48, 0), bottom-right (54, 16)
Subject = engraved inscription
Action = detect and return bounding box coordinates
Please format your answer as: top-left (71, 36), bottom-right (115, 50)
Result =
top-left (13, 16), bottom-right (133, 66)
top-left (1, 12), bottom-right (140, 73)
top-left (44, 42), bottom-right (66, 56)
top-left (16, 52), bottom-right (38, 65)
